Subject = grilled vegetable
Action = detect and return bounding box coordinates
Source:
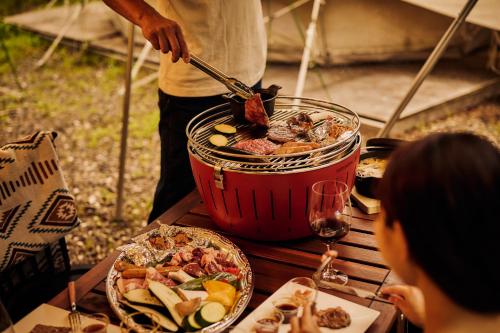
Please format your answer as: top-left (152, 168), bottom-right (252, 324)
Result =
top-left (203, 280), bottom-right (236, 308)
top-left (177, 289), bottom-right (209, 302)
top-left (121, 300), bottom-right (178, 332)
top-left (123, 289), bottom-right (162, 307)
top-left (148, 279), bottom-right (184, 326)
top-left (169, 269), bottom-right (195, 283)
top-left (195, 302), bottom-right (227, 327)
top-left (183, 312), bottom-right (202, 332)
top-left (214, 124), bottom-right (237, 134)
top-left (175, 298), bottom-right (201, 317)
top-left (176, 272), bottom-right (238, 291)
top-left (209, 134), bottom-right (228, 147)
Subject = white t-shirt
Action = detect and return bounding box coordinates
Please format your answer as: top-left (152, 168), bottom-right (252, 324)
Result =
top-left (157, 0), bottom-right (267, 97)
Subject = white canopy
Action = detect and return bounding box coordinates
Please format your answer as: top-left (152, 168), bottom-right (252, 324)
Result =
top-left (402, 0), bottom-right (500, 31)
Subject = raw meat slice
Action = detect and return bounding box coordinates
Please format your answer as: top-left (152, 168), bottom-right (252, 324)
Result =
top-left (244, 93), bottom-right (269, 127)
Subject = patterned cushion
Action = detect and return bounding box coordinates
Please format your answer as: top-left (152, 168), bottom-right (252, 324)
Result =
top-left (0, 132), bottom-right (80, 271)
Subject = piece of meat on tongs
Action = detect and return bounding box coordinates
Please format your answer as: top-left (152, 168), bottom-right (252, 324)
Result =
top-left (244, 93), bottom-right (269, 128)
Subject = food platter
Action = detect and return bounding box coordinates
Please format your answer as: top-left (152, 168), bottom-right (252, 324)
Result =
top-left (106, 225), bottom-right (254, 332)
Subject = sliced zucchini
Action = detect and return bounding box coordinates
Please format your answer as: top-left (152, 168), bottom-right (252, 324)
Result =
top-left (122, 300), bottom-right (178, 332)
top-left (214, 124), bottom-right (237, 134)
top-left (194, 302), bottom-right (227, 328)
top-left (123, 289), bottom-right (163, 307)
top-left (209, 134), bottom-right (228, 147)
top-left (148, 279), bottom-right (184, 326)
top-left (182, 312), bottom-right (202, 332)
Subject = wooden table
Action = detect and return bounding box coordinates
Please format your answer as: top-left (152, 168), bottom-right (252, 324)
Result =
top-left (49, 191), bottom-right (398, 332)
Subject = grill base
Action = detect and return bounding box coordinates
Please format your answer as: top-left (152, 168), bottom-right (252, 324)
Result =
top-left (189, 138), bottom-right (360, 241)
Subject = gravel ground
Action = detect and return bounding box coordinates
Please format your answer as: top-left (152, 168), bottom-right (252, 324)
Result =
top-left (398, 98), bottom-right (500, 146)
top-left (1, 31), bottom-right (499, 266)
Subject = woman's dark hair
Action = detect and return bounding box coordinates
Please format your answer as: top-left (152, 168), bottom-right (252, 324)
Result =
top-left (378, 132), bottom-right (500, 313)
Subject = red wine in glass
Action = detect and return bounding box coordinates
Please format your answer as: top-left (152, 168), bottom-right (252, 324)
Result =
top-left (308, 180), bottom-right (352, 286)
top-left (310, 214), bottom-right (350, 242)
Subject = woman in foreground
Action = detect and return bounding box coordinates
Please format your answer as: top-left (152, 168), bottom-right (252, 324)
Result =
top-left (292, 132), bottom-right (500, 333)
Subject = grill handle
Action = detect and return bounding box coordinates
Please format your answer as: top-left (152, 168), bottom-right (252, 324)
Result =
top-left (214, 165), bottom-right (225, 190)
top-left (190, 54), bottom-right (254, 99)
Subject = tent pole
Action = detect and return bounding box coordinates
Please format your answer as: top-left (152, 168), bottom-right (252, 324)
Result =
top-left (115, 22), bottom-right (135, 221)
top-left (294, 0), bottom-right (322, 98)
top-left (378, 0), bottom-right (478, 138)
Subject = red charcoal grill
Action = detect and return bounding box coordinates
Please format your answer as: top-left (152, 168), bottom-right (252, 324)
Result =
top-left (187, 97), bottom-right (361, 241)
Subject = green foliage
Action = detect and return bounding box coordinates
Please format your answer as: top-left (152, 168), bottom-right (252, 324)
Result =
top-left (0, 0), bottom-right (48, 18)
top-left (0, 0), bottom-right (84, 18)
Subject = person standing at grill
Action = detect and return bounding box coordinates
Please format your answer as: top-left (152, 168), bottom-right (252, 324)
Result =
top-left (102, 0), bottom-right (267, 222)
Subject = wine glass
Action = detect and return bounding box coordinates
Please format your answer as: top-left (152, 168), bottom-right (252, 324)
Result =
top-left (286, 277), bottom-right (317, 307)
top-left (308, 180), bottom-right (352, 286)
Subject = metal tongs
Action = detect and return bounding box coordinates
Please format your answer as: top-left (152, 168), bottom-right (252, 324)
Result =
top-left (190, 54), bottom-right (254, 99)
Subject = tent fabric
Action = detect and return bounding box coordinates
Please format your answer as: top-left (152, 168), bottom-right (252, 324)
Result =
top-left (262, 0), bottom-right (490, 64)
top-left (401, 0), bottom-right (500, 31)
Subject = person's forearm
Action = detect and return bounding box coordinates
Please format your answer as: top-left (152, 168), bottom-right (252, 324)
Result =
top-left (102, 0), bottom-right (158, 28)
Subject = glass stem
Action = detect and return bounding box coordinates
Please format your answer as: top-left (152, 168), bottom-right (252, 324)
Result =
top-left (325, 240), bottom-right (337, 275)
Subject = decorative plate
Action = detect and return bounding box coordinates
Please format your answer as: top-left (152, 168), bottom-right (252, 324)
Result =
top-left (106, 225), bottom-right (254, 332)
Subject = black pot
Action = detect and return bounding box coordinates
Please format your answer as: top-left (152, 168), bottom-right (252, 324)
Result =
top-left (223, 84), bottom-right (281, 123)
top-left (355, 138), bottom-right (405, 198)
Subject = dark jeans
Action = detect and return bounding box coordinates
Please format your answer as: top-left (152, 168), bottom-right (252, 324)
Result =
top-left (148, 81), bottom-right (261, 223)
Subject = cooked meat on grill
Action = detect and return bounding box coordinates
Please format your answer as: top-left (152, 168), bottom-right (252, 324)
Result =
top-left (287, 112), bottom-right (313, 134)
top-left (244, 93), bottom-right (269, 127)
top-left (316, 306), bottom-right (351, 329)
top-left (274, 141), bottom-right (320, 155)
top-left (233, 138), bottom-right (280, 155)
top-left (267, 121), bottom-right (297, 143)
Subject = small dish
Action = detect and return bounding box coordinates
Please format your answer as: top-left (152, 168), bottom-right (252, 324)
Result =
top-left (272, 297), bottom-right (298, 324)
top-left (355, 138), bottom-right (405, 198)
top-left (253, 311), bottom-right (284, 333)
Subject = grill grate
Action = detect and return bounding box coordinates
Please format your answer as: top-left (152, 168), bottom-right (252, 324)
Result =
top-left (187, 96), bottom-right (360, 173)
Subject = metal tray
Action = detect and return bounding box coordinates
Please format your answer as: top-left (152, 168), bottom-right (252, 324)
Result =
top-left (106, 225), bottom-right (254, 332)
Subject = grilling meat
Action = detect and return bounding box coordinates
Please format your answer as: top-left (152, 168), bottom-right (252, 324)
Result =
top-left (267, 121), bottom-right (297, 143)
top-left (233, 138), bottom-right (280, 155)
top-left (244, 93), bottom-right (269, 127)
top-left (316, 306), bottom-right (351, 329)
top-left (274, 141), bottom-right (320, 154)
top-left (287, 112), bottom-right (313, 135)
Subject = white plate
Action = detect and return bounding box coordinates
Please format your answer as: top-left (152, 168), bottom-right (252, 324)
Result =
top-left (13, 303), bottom-right (121, 333)
top-left (235, 280), bottom-right (380, 333)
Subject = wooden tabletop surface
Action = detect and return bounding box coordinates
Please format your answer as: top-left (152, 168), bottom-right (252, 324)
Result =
top-left (49, 190), bottom-right (398, 333)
